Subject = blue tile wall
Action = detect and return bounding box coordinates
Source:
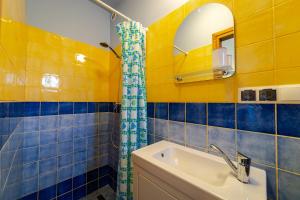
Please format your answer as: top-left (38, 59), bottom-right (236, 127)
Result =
top-left (186, 103), bottom-right (206, 125)
top-left (147, 102), bottom-right (300, 200)
top-left (2, 101), bottom-right (300, 200)
top-left (0, 102), bottom-right (118, 200)
top-left (208, 103), bottom-right (235, 128)
top-left (169, 103), bottom-right (185, 122)
top-left (237, 104), bottom-right (275, 134)
top-left (277, 104), bottom-right (300, 137)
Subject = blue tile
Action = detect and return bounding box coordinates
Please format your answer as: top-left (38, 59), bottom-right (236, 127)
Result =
top-left (168, 121), bottom-right (185, 145)
top-left (73, 114), bottom-right (87, 127)
top-left (20, 192), bottom-right (37, 200)
top-left (58, 153), bottom-right (73, 167)
top-left (87, 168), bottom-right (99, 182)
top-left (40, 116), bottom-right (58, 130)
top-left (87, 180), bottom-right (98, 194)
top-left (22, 162), bottom-right (38, 180)
top-left (9, 102), bottom-right (25, 117)
top-left (39, 157), bottom-right (57, 175)
top-left (73, 161), bottom-right (87, 176)
top-left (74, 138), bottom-right (87, 152)
top-left (57, 179), bottom-right (72, 196)
top-left (88, 102), bottom-right (97, 113)
top-left (147, 118), bottom-right (154, 134)
top-left (279, 170), bottom-right (300, 200)
top-left (59, 115), bottom-right (74, 128)
top-left (24, 102), bottom-right (40, 117)
top-left (278, 137), bottom-right (300, 174)
top-left (155, 103), bottom-right (168, 120)
top-left (21, 177), bottom-right (38, 197)
top-left (40, 143), bottom-right (57, 159)
top-left (0, 103), bottom-right (9, 118)
top-left (40, 130), bottom-right (57, 145)
top-left (98, 103), bottom-right (110, 112)
top-left (58, 127), bottom-right (73, 143)
top-left (39, 171), bottom-right (57, 190)
top-left (99, 166), bottom-right (112, 177)
top-left (39, 185), bottom-right (56, 200)
top-left (208, 126), bottom-right (236, 157)
top-left (59, 102), bottom-right (73, 115)
top-left (73, 174), bottom-right (86, 189)
top-left (154, 119), bottom-right (168, 138)
top-left (169, 103), bottom-right (185, 122)
top-left (237, 130), bottom-right (275, 166)
top-left (147, 103), bottom-right (154, 118)
top-left (58, 191), bottom-right (72, 200)
top-left (108, 103), bottom-right (114, 112)
top-left (186, 103), bottom-right (206, 125)
top-left (41, 102), bottom-right (58, 116)
top-left (23, 117), bottom-right (39, 133)
top-left (74, 102), bottom-right (87, 114)
top-left (208, 103), bottom-right (235, 129)
top-left (22, 147), bottom-right (39, 164)
top-left (58, 141), bottom-right (73, 155)
top-left (74, 151), bottom-right (87, 163)
top-left (23, 132), bottom-right (39, 148)
top-left (278, 104), bottom-right (300, 138)
top-left (237, 104), bottom-right (275, 134)
top-left (73, 185), bottom-right (86, 200)
top-left (58, 165), bottom-right (73, 181)
top-left (73, 127), bottom-right (86, 138)
top-left (252, 163), bottom-right (276, 200)
top-left (186, 124), bottom-right (207, 149)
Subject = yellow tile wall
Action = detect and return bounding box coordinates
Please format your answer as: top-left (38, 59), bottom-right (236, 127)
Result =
top-left (0, 18), bottom-right (111, 102)
top-left (144, 0), bottom-right (300, 102)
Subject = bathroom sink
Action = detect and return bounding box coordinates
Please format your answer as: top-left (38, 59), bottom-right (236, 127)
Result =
top-left (132, 141), bottom-right (266, 200)
top-left (153, 147), bottom-right (232, 187)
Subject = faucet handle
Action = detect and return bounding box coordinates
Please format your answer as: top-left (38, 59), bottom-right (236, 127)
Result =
top-left (236, 152), bottom-right (251, 183)
top-left (237, 152), bottom-right (251, 167)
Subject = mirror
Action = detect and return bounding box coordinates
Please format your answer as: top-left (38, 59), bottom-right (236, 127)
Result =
top-left (173, 3), bottom-right (235, 83)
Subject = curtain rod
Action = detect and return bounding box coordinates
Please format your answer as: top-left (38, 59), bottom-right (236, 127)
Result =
top-left (91, 0), bottom-right (148, 31)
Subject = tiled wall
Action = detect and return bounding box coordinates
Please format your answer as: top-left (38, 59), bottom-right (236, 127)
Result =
top-left (147, 102), bottom-right (300, 200)
top-left (0, 102), bottom-right (119, 200)
top-left (143, 0), bottom-right (300, 102)
top-left (0, 18), bottom-right (111, 102)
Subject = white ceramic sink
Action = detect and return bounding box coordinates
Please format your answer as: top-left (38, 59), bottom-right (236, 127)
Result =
top-left (132, 141), bottom-right (267, 200)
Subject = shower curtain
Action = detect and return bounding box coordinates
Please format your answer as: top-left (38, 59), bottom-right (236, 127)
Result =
top-left (116, 21), bottom-right (147, 200)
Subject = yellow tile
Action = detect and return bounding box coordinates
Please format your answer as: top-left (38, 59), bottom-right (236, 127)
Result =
top-left (275, 0), bottom-right (300, 37)
top-left (40, 88), bottom-right (59, 102)
top-left (235, 10), bottom-right (273, 47)
top-left (275, 66), bottom-right (300, 84)
top-left (274, 0), bottom-right (289, 6)
top-left (25, 86), bottom-right (41, 101)
top-left (237, 71), bottom-right (275, 88)
top-left (178, 77), bottom-right (236, 102)
top-left (234, 0), bottom-right (272, 22)
top-left (236, 40), bottom-right (274, 74)
top-left (275, 31), bottom-right (300, 68)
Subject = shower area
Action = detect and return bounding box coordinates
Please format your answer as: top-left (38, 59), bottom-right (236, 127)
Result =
top-left (0, 0), bottom-right (147, 200)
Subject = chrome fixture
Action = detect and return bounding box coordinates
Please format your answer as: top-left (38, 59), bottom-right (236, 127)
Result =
top-left (209, 144), bottom-right (251, 183)
top-left (99, 42), bottom-right (121, 59)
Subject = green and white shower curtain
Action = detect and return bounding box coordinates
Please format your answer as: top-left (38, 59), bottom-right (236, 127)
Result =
top-left (116, 21), bottom-right (147, 200)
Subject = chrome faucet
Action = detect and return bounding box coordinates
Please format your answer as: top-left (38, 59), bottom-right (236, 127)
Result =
top-left (209, 144), bottom-right (251, 183)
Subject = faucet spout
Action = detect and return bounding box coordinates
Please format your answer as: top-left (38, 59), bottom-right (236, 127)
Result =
top-left (209, 144), bottom-right (251, 183)
top-left (209, 144), bottom-right (237, 173)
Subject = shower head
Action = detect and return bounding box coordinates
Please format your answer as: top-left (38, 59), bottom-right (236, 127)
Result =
top-left (99, 42), bottom-right (121, 59)
top-left (100, 42), bottom-right (109, 48)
